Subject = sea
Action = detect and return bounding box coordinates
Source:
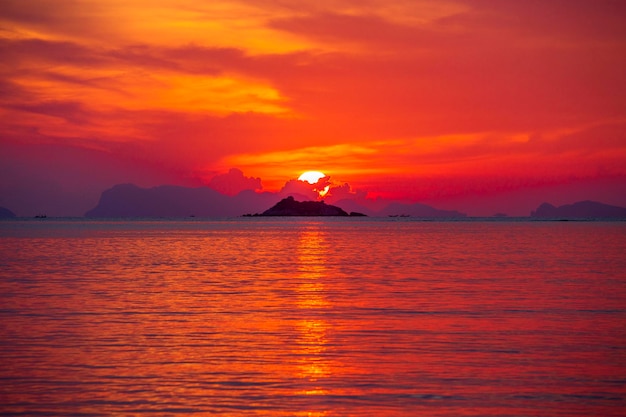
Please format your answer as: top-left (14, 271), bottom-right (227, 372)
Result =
top-left (0, 217), bottom-right (625, 416)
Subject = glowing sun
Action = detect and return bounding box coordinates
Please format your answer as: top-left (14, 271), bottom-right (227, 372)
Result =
top-left (298, 171), bottom-right (330, 198)
top-left (298, 171), bottom-right (326, 184)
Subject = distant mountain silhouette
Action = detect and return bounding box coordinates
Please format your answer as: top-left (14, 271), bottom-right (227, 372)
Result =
top-left (0, 206), bottom-right (16, 218)
top-left (85, 184), bottom-right (279, 217)
top-left (86, 183), bottom-right (467, 218)
top-left (255, 196), bottom-right (365, 216)
top-left (377, 202), bottom-right (466, 218)
top-left (531, 200), bottom-right (626, 219)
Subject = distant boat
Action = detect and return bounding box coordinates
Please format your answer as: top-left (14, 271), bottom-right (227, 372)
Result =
top-left (34, 214), bottom-right (47, 218)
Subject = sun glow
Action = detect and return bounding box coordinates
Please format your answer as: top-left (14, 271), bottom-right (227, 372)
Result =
top-left (298, 171), bottom-right (330, 198)
top-left (298, 171), bottom-right (326, 184)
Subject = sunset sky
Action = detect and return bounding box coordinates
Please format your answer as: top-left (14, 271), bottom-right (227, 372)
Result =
top-left (2, 0), bottom-right (626, 216)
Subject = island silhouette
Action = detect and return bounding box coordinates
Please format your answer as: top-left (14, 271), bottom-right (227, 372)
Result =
top-left (531, 200), bottom-right (626, 219)
top-left (0, 207), bottom-right (16, 218)
top-left (249, 196), bottom-right (366, 217)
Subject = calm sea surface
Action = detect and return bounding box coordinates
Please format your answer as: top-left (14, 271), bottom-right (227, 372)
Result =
top-left (1, 218), bottom-right (625, 416)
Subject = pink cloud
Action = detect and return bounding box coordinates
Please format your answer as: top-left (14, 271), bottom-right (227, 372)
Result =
top-left (278, 179), bottom-right (320, 201)
top-left (207, 168), bottom-right (262, 196)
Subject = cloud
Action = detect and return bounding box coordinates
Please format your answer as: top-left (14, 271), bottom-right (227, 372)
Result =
top-left (207, 168), bottom-right (262, 196)
top-left (275, 173), bottom-right (368, 204)
top-left (325, 182), bottom-right (368, 204)
top-left (4, 2), bottom-right (625, 140)
top-left (278, 178), bottom-right (320, 201)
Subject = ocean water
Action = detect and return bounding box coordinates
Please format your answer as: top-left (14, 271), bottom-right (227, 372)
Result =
top-left (0, 218), bottom-right (625, 416)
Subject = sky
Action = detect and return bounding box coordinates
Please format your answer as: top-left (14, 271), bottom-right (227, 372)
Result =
top-left (1, 0), bottom-right (626, 216)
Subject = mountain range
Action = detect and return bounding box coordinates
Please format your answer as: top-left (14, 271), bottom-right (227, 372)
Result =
top-left (84, 184), bottom-right (277, 218)
top-left (84, 183), bottom-right (466, 218)
top-left (530, 201), bottom-right (626, 219)
top-left (0, 207), bottom-right (16, 218)
top-left (3, 184), bottom-right (624, 219)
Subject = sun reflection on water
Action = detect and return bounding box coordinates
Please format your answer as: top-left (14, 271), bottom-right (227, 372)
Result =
top-left (295, 227), bottom-right (333, 400)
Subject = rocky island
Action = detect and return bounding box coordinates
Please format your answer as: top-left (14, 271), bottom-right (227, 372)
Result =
top-left (249, 196), bottom-right (366, 217)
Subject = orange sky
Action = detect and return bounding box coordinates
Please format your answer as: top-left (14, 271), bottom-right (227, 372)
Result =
top-left (1, 0), bottom-right (626, 216)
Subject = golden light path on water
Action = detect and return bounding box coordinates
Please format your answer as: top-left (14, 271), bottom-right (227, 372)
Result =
top-left (297, 228), bottom-right (332, 402)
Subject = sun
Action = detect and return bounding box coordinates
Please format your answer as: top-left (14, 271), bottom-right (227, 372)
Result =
top-left (298, 171), bottom-right (330, 198)
top-left (298, 171), bottom-right (326, 184)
